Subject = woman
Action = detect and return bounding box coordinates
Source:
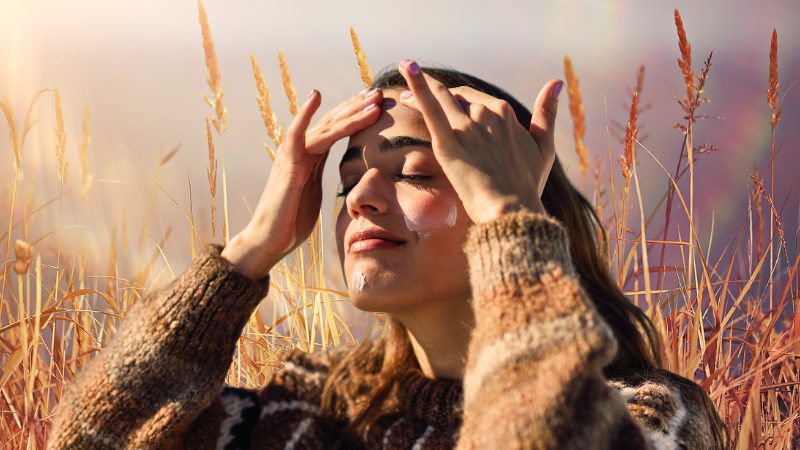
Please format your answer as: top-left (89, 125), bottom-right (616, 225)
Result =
top-left (50, 60), bottom-right (727, 449)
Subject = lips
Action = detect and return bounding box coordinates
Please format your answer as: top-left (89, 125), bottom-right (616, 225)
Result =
top-left (348, 228), bottom-right (407, 253)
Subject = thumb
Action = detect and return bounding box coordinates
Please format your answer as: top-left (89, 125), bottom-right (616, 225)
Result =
top-left (529, 79), bottom-right (563, 161)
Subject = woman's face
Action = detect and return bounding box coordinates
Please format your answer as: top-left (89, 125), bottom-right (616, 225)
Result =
top-left (335, 89), bottom-right (472, 313)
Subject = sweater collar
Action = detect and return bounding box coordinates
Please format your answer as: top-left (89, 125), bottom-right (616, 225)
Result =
top-left (399, 368), bottom-right (463, 429)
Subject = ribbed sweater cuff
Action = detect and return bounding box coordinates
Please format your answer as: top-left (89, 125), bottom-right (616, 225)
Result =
top-left (144, 244), bottom-right (270, 359)
top-left (464, 210), bottom-right (575, 298)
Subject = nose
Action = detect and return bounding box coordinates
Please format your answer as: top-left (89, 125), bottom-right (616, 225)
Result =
top-left (345, 169), bottom-right (392, 220)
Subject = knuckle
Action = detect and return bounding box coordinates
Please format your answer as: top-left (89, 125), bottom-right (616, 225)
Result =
top-left (472, 104), bottom-right (490, 120)
top-left (497, 100), bottom-right (515, 117)
top-left (433, 83), bottom-right (450, 95)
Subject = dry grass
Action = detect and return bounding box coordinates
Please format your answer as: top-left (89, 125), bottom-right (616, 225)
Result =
top-left (350, 27), bottom-right (373, 89)
top-left (563, 55), bottom-right (589, 178)
top-left (198, 0), bottom-right (229, 245)
top-left (0, 8), bottom-right (797, 450)
top-left (250, 53), bottom-right (279, 160)
top-left (278, 50), bottom-right (298, 119)
top-left (206, 118), bottom-right (217, 245)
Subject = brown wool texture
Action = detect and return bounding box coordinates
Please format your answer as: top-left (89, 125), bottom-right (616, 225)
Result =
top-left (49, 212), bottom-right (717, 449)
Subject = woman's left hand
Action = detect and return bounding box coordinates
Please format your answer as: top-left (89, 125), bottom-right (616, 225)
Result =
top-left (396, 60), bottom-right (563, 224)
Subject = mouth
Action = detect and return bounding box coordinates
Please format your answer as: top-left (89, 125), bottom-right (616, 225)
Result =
top-left (348, 228), bottom-right (407, 253)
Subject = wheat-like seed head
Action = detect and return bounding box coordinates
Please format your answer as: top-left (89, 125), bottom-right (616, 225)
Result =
top-left (1, 88), bottom-right (53, 169)
top-left (250, 53), bottom-right (278, 144)
top-left (21, 88), bottom-right (52, 164)
top-left (198, 0), bottom-right (226, 132)
top-left (619, 154), bottom-right (631, 190)
top-left (0, 97), bottom-right (20, 167)
top-left (624, 91), bottom-right (639, 170)
top-left (674, 9), bottom-right (695, 110)
top-left (206, 118), bottom-right (217, 243)
top-left (79, 104), bottom-right (92, 199)
top-left (198, 0), bottom-right (219, 95)
top-left (563, 56), bottom-right (588, 176)
top-left (54, 89), bottom-right (68, 186)
top-left (278, 50), bottom-right (298, 118)
top-left (768, 29), bottom-right (781, 130)
top-left (350, 27), bottom-right (372, 88)
top-left (206, 118), bottom-right (217, 197)
top-left (264, 143), bottom-right (276, 161)
top-left (276, 123), bottom-right (284, 147)
top-left (13, 239), bottom-right (34, 275)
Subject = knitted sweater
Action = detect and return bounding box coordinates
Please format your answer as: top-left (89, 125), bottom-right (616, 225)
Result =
top-left (49, 212), bottom-right (719, 449)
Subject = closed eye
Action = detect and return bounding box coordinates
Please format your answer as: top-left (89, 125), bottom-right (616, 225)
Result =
top-left (336, 174), bottom-right (433, 199)
top-left (395, 173), bottom-right (432, 183)
top-left (336, 182), bottom-right (358, 198)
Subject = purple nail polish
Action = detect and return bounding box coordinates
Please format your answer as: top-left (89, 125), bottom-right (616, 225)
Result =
top-left (363, 103), bottom-right (377, 112)
top-left (407, 61), bottom-right (420, 76)
top-left (365, 88), bottom-right (379, 98)
top-left (308, 90), bottom-right (316, 100)
top-left (400, 90), bottom-right (413, 99)
top-left (552, 82), bottom-right (564, 99)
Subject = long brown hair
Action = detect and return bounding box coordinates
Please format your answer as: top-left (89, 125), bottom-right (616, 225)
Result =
top-left (321, 67), bottom-right (727, 447)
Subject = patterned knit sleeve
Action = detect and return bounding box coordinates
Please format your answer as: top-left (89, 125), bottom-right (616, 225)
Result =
top-left (456, 211), bottom-right (717, 450)
top-left (48, 245), bottom-right (270, 449)
top-left (185, 349), bottom-right (343, 450)
top-left (608, 369), bottom-right (722, 449)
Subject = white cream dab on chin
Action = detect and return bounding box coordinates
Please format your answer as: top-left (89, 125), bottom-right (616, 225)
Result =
top-left (352, 271), bottom-right (366, 293)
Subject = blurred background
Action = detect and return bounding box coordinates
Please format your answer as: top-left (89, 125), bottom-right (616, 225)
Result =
top-left (1, 0), bottom-right (798, 291)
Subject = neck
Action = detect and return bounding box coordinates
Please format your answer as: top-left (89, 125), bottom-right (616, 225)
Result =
top-left (393, 295), bottom-right (474, 381)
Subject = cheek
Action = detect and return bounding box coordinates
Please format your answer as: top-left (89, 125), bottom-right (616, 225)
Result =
top-left (397, 187), bottom-right (459, 238)
top-left (336, 207), bottom-right (351, 264)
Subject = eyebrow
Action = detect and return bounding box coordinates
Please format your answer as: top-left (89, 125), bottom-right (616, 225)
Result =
top-left (340, 136), bottom-right (433, 169)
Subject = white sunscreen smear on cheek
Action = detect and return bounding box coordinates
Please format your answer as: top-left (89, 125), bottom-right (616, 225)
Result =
top-left (445, 201), bottom-right (458, 227)
top-left (352, 271), bottom-right (366, 293)
top-left (399, 195), bottom-right (458, 238)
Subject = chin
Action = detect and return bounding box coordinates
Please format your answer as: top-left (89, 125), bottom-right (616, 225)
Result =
top-left (348, 279), bottom-right (400, 313)
top-left (346, 268), bottom-right (414, 314)
top-left (349, 292), bottom-right (384, 313)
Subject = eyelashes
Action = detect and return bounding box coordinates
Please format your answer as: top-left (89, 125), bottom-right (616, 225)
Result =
top-left (336, 174), bottom-right (433, 198)
top-left (336, 183), bottom-right (357, 198)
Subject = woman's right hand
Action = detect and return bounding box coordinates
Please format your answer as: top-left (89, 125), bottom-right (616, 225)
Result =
top-left (221, 88), bottom-right (383, 280)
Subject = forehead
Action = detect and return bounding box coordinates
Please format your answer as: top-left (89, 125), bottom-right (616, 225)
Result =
top-left (347, 93), bottom-right (429, 147)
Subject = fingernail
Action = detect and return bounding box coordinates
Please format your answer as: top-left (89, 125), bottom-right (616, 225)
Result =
top-left (363, 103), bottom-right (377, 112)
top-left (308, 89), bottom-right (316, 100)
top-left (365, 88), bottom-right (379, 98)
top-left (406, 61), bottom-right (420, 76)
top-left (400, 90), bottom-right (413, 99)
top-left (400, 59), bottom-right (411, 67)
top-left (552, 82), bottom-right (564, 99)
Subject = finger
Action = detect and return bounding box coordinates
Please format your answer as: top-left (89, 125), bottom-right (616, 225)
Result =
top-left (283, 90), bottom-right (323, 163)
top-left (396, 60), bottom-right (467, 147)
top-left (450, 86), bottom-right (516, 120)
top-left (305, 89), bottom-right (383, 155)
top-left (529, 79), bottom-right (563, 161)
